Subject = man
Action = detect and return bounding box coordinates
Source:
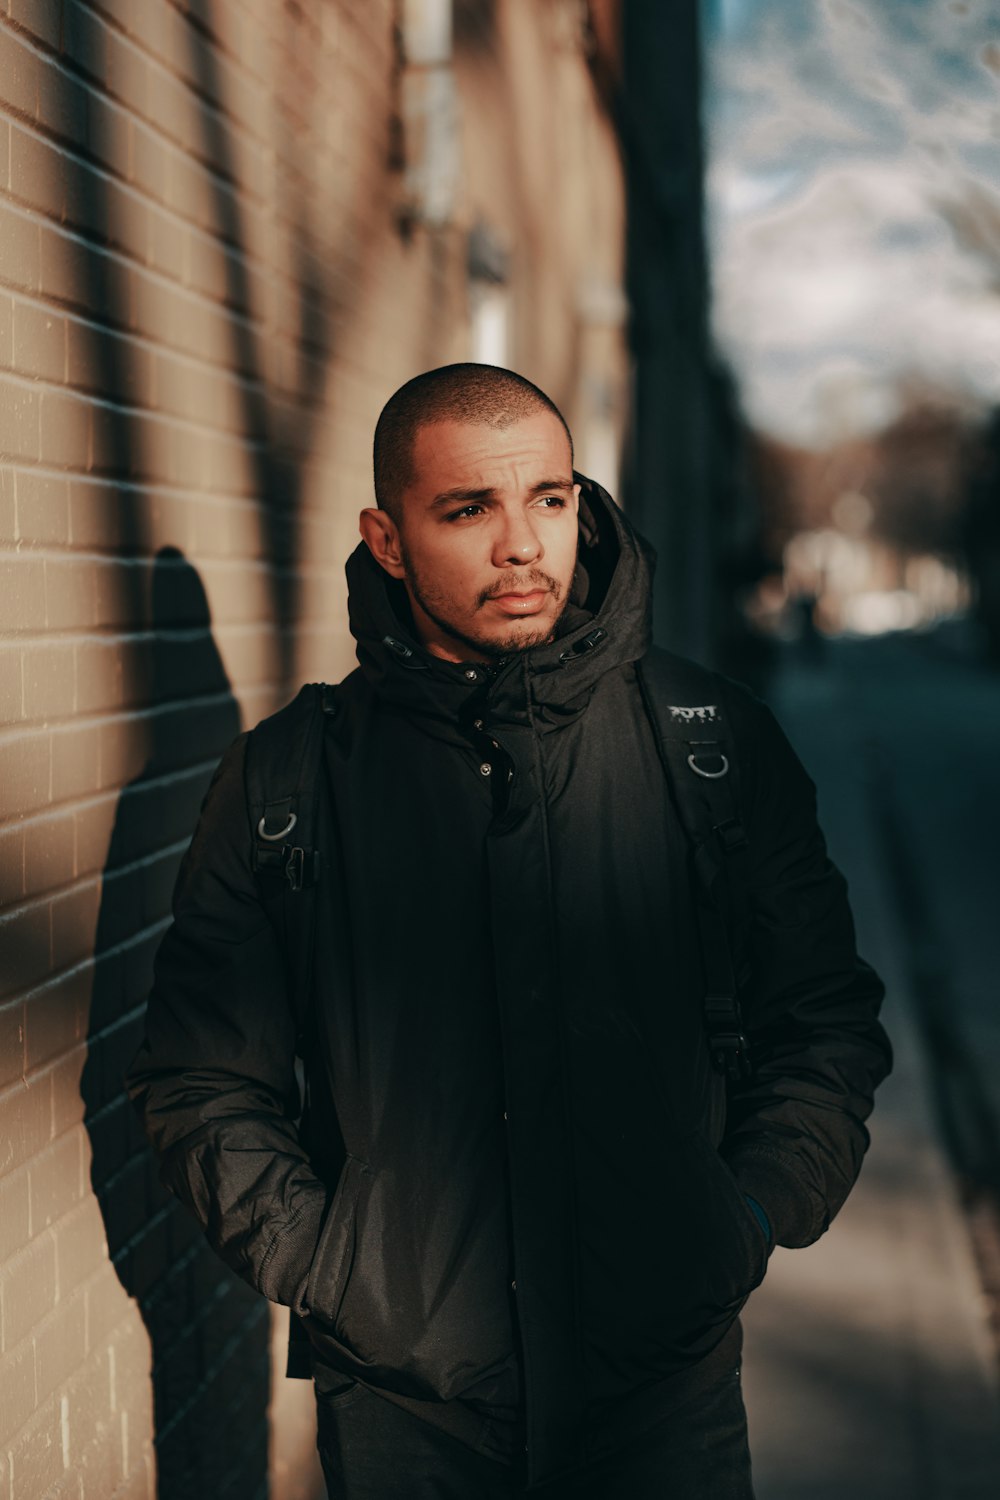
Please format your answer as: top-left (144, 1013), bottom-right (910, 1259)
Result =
top-left (127, 364), bottom-right (891, 1498)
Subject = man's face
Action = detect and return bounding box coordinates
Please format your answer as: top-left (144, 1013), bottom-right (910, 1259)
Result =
top-left (361, 410), bottom-right (581, 663)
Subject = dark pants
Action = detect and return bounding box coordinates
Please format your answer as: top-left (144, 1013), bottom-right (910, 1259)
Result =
top-left (315, 1367), bottom-right (755, 1499)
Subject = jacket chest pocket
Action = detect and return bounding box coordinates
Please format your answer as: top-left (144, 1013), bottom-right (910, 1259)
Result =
top-left (305, 1154), bottom-right (369, 1328)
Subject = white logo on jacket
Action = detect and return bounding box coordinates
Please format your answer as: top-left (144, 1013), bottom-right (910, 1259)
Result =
top-left (667, 705), bottom-right (718, 723)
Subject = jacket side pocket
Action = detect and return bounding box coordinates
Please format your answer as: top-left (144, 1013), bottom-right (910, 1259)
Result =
top-left (305, 1154), bottom-right (367, 1328)
top-left (687, 1131), bottom-right (770, 1309)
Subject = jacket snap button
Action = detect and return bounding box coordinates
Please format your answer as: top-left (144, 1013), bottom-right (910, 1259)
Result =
top-left (474, 719), bottom-right (484, 730)
top-left (480, 763), bottom-right (492, 777)
top-left (464, 669), bottom-right (478, 681)
top-left (511, 1280), bottom-right (517, 1292)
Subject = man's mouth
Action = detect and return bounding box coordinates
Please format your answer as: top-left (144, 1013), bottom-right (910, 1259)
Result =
top-left (488, 589), bottom-right (550, 615)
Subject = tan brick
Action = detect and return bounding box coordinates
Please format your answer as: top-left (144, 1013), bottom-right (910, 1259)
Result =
top-left (0, 380), bottom-right (41, 463)
top-left (8, 122), bottom-right (65, 220)
top-left (22, 641), bottom-right (75, 721)
top-left (0, 289), bottom-right (13, 367)
top-left (0, 1163), bottom-right (31, 1261)
top-left (106, 29), bottom-right (150, 122)
top-left (0, 23), bottom-right (41, 119)
top-left (0, 1230), bottom-right (57, 1352)
top-left (76, 1412), bottom-right (123, 1500)
top-left (104, 176), bottom-right (149, 268)
top-left (15, 469), bottom-right (70, 547)
top-left (22, 806), bottom-right (75, 898)
top-left (0, 467), bottom-right (15, 543)
top-left (0, 1335), bottom-right (37, 1448)
top-left (146, 204), bottom-right (187, 283)
top-left (39, 388), bottom-right (90, 470)
top-left (0, 897), bottom-right (52, 1002)
top-left (28, 1126), bottom-right (84, 1233)
top-left (0, 554), bottom-right (47, 633)
top-left (24, 968), bottom-right (87, 1072)
top-left (10, 0), bottom-right (64, 52)
top-left (113, 1447), bottom-right (153, 1500)
top-left (129, 121), bottom-right (168, 200)
top-left (39, 1465), bottom-right (82, 1500)
top-left (34, 1287), bottom-right (87, 1411)
top-left (145, 63), bottom-right (190, 156)
top-left (7, 1392), bottom-right (65, 1499)
top-left (0, 1061), bottom-right (56, 1173)
top-left (37, 222), bottom-right (80, 307)
top-left (86, 0), bottom-right (131, 34)
top-left (44, 554), bottom-right (97, 630)
top-left (74, 636), bottom-right (122, 716)
top-left (11, 294), bottom-right (65, 384)
top-left (0, 644), bottom-right (23, 721)
top-left (0, 727), bottom-right (52, 819)
top-left (66, 477), bottom-right (126, 551)
top-left (64, 313), bottom-right (96, 396)
top-left (50, 720), bottom-right (99, 806)
top-left (0, 203), bottom-right (39, 297)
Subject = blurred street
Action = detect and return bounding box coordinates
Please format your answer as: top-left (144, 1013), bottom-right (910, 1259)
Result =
top-left (743, 626), bottom-right (1000, 1498)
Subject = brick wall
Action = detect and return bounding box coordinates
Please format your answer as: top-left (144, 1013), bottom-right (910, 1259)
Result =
top-left (0, 2), bottom-right (626, 1496)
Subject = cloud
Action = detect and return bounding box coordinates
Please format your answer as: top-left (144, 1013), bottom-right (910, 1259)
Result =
top-left (705, 0), bottom-right (1000, 443)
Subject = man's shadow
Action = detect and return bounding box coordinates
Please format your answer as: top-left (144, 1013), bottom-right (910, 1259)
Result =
top-left (81, 547), bottom-right (271, 1499)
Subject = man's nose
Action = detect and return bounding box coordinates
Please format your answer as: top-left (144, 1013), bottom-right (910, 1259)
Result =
top-left (492, 510), bottom-right (543, 568)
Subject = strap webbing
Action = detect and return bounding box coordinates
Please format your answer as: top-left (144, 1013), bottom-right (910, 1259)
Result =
top-left (635, 657), bottom-right (753, 1082)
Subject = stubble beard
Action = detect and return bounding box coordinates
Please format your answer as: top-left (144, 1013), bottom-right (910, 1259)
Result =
top-left (403, 557), bottom-right (572, 661)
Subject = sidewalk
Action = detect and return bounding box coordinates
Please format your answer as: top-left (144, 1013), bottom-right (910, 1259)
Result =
top-left (741, 645), bottom-right (1000, 1499)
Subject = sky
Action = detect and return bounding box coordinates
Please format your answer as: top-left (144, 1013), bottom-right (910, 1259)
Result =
top-left (702, 0), bottom-right (1000, 447)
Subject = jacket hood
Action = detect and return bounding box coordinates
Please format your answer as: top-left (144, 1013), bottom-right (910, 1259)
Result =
top-left (345, 474), bottom-right (656, 737)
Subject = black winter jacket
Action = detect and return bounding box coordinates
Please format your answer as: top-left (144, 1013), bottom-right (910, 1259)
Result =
top-left (127, 479), bottom-right (891, 1486)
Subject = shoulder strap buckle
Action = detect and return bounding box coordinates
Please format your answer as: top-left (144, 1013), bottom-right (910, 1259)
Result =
top-left (283, 845), bottom-right (321, 893)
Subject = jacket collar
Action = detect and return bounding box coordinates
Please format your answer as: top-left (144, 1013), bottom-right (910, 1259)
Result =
top-left (346, 474), bottom-right (655, 737)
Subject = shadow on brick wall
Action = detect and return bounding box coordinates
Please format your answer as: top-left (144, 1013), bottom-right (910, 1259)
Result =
top-left (82, 549), bottom-right (272, 1500)
top-left (187, 0), bottom-right (337, 697)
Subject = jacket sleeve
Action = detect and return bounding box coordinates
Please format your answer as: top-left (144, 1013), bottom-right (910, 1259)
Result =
top-left (719, 687), bottom-right (892, 1250)
top-left (125, 732), bottom-right (328, 1311)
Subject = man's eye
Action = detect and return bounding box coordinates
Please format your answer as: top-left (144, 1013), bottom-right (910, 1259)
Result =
top-left (537, 495), bottom-right (566, 508)
top-left (447, 504), bottom-right (485, 521)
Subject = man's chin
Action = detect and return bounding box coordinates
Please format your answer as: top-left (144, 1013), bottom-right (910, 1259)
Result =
top-left (474, 610), bottom-right (564, 658)
top-left (481, 628), bottom-right (554, 658)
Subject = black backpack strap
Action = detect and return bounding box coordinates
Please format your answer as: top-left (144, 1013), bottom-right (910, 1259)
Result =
top-left (244, 682), bottom-right (340, 1381)
top-left (636, 652), bottom-right (753, 1083)
top-left (244, 681), bottom-right (337, 1034)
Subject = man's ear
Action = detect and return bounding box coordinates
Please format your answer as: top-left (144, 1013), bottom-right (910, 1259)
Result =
top-left (359, 508), bottom-right (406, 579)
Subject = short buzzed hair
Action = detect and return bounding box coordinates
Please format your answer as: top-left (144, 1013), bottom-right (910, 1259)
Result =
top-left (373, 363), bottom-right (573, 523)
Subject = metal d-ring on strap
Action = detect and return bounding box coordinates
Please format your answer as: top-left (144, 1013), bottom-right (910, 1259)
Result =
top-left (258, 812), bottom-right (297, 841)
top-left (687, 752), bottom-right (729, 780)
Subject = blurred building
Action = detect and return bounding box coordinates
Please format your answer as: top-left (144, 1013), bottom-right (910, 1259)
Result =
top-left (744, 405), bottom-right (973, 645)
top-left (0, 3), bottom-right (628, 1496)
